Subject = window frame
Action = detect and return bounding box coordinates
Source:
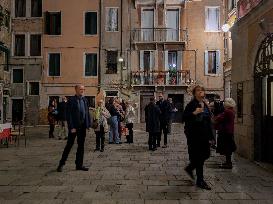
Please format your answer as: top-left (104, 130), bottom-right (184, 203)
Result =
top-left (30, 0), bottom-right (42, 18)
top-left (204, 6), bottom-right (221, 32)
top-left (204, 50), bottom-right (221, 76)
top-left (29, 33), bottom-right (42, 57)
top-left (44, 11), bottom-right (62, 36)
top-left (12, 33), bottom-right (27, 57)
top-left (48, 52), bottom-right (61, 77)
top-left (84, 11), bottom-right (98, 36)
top-left (14, 0), bottom-right (27, 18)
top-left (27, 81), bottom-right (40, 96)
top-left (105, 7), bottom-right (119, 32)
top-left (12, 68), bottom-right (24, 84)
top-left (83, 52), bottom-right (98, 77)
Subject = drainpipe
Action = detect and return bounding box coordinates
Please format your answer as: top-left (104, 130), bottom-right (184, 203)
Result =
top-left (98, 0), bottom-right (102, 93)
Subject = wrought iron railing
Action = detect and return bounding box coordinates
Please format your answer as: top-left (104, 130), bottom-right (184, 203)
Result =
top-left (131, 70), bottom-right (190, 86)
top-left (131, 28), bottom-right (187, 43)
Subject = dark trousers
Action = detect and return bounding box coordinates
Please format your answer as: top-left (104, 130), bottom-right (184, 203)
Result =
top-left (59, 126), bottom-right (86, 168)
top-left (157, 122), bottom-right (168, 146)
top-left (95, 125), bottom-right (105, 150)
top-left (49, 124), bottom-right (55, 138)
top-left (126, 123), bottom-right (134, 143)
top-left (148, 132), bottom-right (157, 150)
top-left (186, 160), bottom-right (205, 182)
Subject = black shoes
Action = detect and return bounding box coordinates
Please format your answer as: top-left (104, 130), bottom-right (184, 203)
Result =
top-left (184, 166), bottom-right (195, 180)
top-left (100, 149), bottom-right (104, 152)
top-left (94, 148), bottom-right (100, 152)
top-left (76, 166), bottom-right (89, 171)
top-left (196, 180), bottom-right (211, 190)
top-left (57, 165), bottom-right (63, 172)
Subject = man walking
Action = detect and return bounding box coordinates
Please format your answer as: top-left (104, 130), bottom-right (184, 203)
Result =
top-left (57, 85), bottom-right (91, 172)
top-left (156, 93), bottom-right (172, 148)
top-left (145, 97), bottom-right (161, 151)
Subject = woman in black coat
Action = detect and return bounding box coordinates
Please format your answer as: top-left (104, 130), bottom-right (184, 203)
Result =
top-left (145, 97), bottom-right (161, 151)
top-left (183, 85), bottom-right (214, 190)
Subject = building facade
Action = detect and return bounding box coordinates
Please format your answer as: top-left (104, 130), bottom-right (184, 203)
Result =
top-left (231, 0), bottom-right (273, 162)
top-left (0, 0), bottom-right (11, 123)
top-left (129, 0), bottom-right (225, 122)
top-left (10, 0), bottom-right (43, 125)
top-left (40, 0), bottom-right (100, 123)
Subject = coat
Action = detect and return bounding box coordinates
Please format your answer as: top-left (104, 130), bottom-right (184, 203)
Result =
top-left (125, 105), bottom-right (136, 124)
top-left (145, 102), bottom-right (161, 133)
top-left (156, 100), bottom-right (172, 124)
top-left (94, 106), bottom-right (110, 133)
top-left (183, 98), bottom-right (214, 162)
top-left (66, 95), bottom-right (92, 130)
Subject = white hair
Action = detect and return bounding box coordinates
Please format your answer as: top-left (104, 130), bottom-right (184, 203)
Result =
top-left (224, 98), bottom-right (236, 108)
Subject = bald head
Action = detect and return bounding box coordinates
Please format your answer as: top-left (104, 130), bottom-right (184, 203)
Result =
top-left (75, 84), bottom-right (85, 96)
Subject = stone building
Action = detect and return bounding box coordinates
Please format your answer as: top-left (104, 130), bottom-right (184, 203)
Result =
top-left (231, 0), bottom-right (273, 163)
top-left (10, 0), bottom-right (43, 125)
top-left (129, 0), bottom-right (225, 122)
top-left (0, 0), bottom-right (11, 123)
top-left (40, 0), bottom-right (100, 123)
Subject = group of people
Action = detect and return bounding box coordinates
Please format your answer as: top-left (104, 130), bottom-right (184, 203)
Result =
top-left (54, 84), bottom-right (237, 192)
top-left (144, 93), bottom-right (177, 151)
top-left (183, 85), bottom-right (237, 190)
top-left (47, 96), bottom-right (68, 140)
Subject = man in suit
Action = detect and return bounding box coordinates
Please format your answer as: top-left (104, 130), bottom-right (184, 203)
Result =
top-left (57, 85), bottom-right (92, 172)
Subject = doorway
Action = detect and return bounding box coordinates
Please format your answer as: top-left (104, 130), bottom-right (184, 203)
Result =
top-left (12, 99), bottom-right (23, 123)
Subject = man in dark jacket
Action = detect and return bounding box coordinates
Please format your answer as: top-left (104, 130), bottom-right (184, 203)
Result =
top-left (156, 93), bottom-right (172, 148)
top-left (145, 97), bottom-right (161, 151)
top-left (57, 85), bottom-right (92, 172)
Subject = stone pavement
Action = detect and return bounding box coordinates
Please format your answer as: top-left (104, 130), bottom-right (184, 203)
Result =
top-left (0, 124), bottom-right (273, 204)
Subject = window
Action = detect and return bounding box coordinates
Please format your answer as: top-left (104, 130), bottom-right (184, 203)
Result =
top-left (31, 0), bottom-right (42, 17)
top-left (13, 69), bottom-right (23, 83)
top-left (45, 12), bottom-right (61, 35)
top-left (85, 12), bottom-right (97, 35)
top-left (85, 96), bottom-right (96, 108)
top-left (228, 0), bottom-right (236, 12)
top-left (141, 9), bottom-right (154, 41)
top-left (140, 50), bottom-right (155, 71)
top-left (15, 0), bottom-right (26, 17)
top-left (166, 9), bottom-right (179, 41)
top-left (30, 34), bottom-right (41, 56)
top-left (106, 8), bottom-right (118, 31)
top-left (204, 50), bottom-right (221, 75)
top-left (14, 34), bottom-right (25, 56)
top-left (28, 82), bottom-right (39, 95)
top-left (106, 51), bottom-right (118, 74)
top-left (164, 51), bottom-right (182, 70)
top-left (205, 7), bottom-right (220, 31)
top-left (168, 51), bottom-right (177, 70)
top-left (48, 53), bottom-right (61, 76)
top-left (85, 53), bottom-right (97, 76)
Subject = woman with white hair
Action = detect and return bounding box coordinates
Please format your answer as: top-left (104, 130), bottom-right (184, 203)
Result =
top-left (214, 98), bottom-right (237, 169)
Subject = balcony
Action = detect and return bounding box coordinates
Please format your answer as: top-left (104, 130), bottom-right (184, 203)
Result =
top-left (237, 0), bottom-right (263, 19)
top-left (131, 28), bottom-right (187, 44)
top-left (131, 70), bottom-right (190, 86)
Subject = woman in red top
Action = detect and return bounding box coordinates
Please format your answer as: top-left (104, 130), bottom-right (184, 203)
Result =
top-left (214, 98), bottom-right (237, 169)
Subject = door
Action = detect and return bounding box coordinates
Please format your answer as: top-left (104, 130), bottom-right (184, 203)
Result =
top-left (12, 99), bottom-right (23, 123)
top-left (166, 9), bottom-right (179, 41)
top-left (168, 94), bottom-right (184, 123)
top-left (141, 9), bottom-right (154, 41)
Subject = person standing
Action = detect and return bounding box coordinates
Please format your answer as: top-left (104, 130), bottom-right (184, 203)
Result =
top-left (48, 100), bottom-right (58, 138)
top-left (183, 85), bottom-right (214, 190)
top-left (145, 97), bottom-right (161, 151)
top-left (94, 100), bottom-right (110, 152)
top-left (107, 98), bottom-right (121, 144)
top-left (125, 100), bottom-right (136, 144)
top-left (214, 98), bottom-right (237, 169)
top-left (57, 96), bottom-right (68, 140)
top-left (156, 94), bottom-right (172, 148)
top-left (57, 85), bottom-right (91, 172)
top-left (167, 97), bottom-right (177, 136)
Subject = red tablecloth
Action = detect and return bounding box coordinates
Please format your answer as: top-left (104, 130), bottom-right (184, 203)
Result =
top-left (0, 123), bottom-right (12, 140)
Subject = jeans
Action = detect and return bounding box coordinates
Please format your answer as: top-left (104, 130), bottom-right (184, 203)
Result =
top-left (109, 116), bottom-right (120, 144)
top-left (148, 132), bottom-right (157, 150)
top-left (57, 121), bottom-right (67, 138)
top-left (157, 122), bottom-right (169, 146)
top-left (186, 160), bottom-right (205, 183)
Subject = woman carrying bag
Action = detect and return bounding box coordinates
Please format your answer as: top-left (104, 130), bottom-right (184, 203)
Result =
top-left (93, 100), bottom-right (110, 152)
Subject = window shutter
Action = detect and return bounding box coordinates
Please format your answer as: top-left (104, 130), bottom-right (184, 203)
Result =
top-left (90, 12), bottom-right (97, 35)
top-left (216, 50), bottom-right (221, 74)
top-left (164, 51), bottom-right (168, 71)
top-left (204, 51), bottom-right (209, 75)
top-left (177, 51), bottom-right (182, 70)
top-left (150, 51), bottom-right (155, 70)
top-left (140, 50), bottom-right (144, 70)
top-left (56, 12), bottom-right (61, 35)
top-left (44, 12), bottom-right (50, 34)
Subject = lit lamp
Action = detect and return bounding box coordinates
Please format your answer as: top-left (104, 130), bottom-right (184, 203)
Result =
top-left (222, 24), bottom-right (230, 32)
top-left (118, 57), bottom-right (124, 62)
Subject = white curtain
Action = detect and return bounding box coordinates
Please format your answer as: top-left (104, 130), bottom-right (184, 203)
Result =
top-left (166, 10), bottom-right (179, 41)
top-left (106, 8), bottom-right (118, 31)
top-left (141, 9), bottom-right (154, 41)
top-left (205, 7), bottom-right (220, 31)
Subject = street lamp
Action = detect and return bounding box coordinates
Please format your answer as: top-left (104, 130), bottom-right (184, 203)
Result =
top-left (222, 24), bottom-right (231, 32)
top-left (118, 56), bottom-right (124, 62)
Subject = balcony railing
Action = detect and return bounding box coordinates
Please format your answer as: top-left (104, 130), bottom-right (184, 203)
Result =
top-left (131, 28), bottom-right (187, 43)
top-left (131, 70), bottom-right (190, 86)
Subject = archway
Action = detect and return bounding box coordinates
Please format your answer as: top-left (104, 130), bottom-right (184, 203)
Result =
top-left (254, 33), bottom-right (273, 163)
